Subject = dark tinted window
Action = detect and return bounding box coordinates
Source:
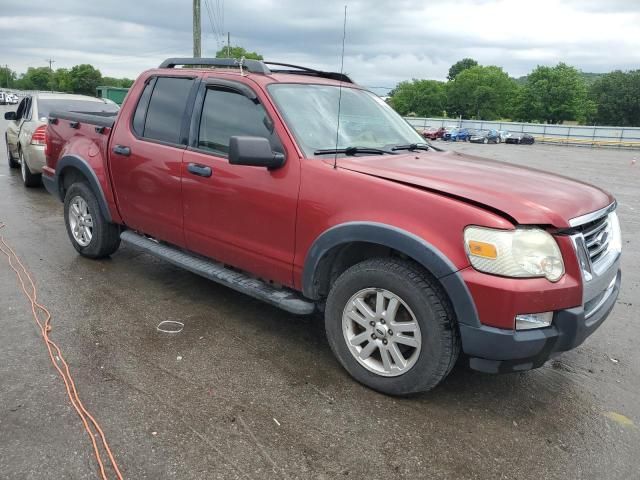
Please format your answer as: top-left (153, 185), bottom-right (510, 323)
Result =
top-left (132, 80), bottom-right (154, 136)
top-left (36, 99), bottom-right (119, 119)
top-left (198, 87), bottom-right (278, 156)
top-left (143, 77), bottom-right (194, 144)
top-left (15, 98), bottom-right (28, 120)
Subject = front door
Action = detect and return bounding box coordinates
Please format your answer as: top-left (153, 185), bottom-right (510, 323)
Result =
top-left (181, 81), bottom-right (300, 286)
top-left (6, 97), bottom-right (30, 157)
top-left (109, 75), bottom-right (197, 247)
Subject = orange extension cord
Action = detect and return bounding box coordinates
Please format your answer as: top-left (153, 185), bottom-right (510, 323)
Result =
top-left (0, 223), bottom-right (123, 480)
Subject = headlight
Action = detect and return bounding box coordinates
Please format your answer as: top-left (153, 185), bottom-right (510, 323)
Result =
top-left (464, 226), bottom-right (565, 282)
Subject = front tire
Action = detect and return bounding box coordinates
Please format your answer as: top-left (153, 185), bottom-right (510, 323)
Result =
top-left (64, 182), bottom-right (121, 258)
top-left (325, 258), bottom-right (460, 395)
top-left (20, 149), bottom-right (42, 187)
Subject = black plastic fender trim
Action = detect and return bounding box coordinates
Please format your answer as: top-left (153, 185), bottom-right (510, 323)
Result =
top-left (55, 155), bottom-right (113, 223)
top-left (302, 222), bottom-right (480, 327)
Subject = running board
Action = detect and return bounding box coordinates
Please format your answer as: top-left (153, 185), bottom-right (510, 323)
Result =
top-left (120, 230), bottom-right (315, 315)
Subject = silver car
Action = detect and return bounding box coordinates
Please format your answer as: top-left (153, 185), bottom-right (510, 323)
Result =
top-left (5, 93), bottom-right (119, 187)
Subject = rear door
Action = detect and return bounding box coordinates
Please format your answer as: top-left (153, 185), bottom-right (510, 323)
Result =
top-left (109, 75), bottom-right (198, 246)
top-left (181, 79), bottom-right (301, 286)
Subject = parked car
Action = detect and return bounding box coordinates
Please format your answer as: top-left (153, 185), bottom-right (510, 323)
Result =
top-left (469, 129), bottom-right (500, 144)
top-left (498, 130), bottom-right (511, 142)
top-left (421, 127), bottom-right (445, 141)
top-left (6, 93), bottom-right (19, 104)
top-left (443, 127), bottom-right (469, 142)
top-left (506, 132), bottom-right (535, 145)
top-left (5, 93), bottom-right (119, 187)
top-left (456, 128), bottom-right (472, 142)
top-left (43, 57), bottom-right (621, 395)
top-left (0, 92), bottom-right (6, 105)
top-left (441, 127), bottom-right (457, 141)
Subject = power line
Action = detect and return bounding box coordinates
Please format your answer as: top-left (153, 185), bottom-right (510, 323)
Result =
top-left (203, 0), bottom-right (222, 50)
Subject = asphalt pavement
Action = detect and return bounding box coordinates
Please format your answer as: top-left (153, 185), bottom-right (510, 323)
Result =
top-left (1, 104), bottom-right (639, 479)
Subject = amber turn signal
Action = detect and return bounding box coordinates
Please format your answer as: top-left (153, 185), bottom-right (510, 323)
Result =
top-left (467, 240), bottom-right (497, 259)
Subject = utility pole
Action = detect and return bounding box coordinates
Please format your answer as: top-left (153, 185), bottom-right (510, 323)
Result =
top-left (227, 32), bottom-right (230, 58)
top-left (193, 0), bottom-right (201, 58)
top-left (5, 64), bottom-right (9, 89)
top-left (46, 58), bottom-right (55, 72)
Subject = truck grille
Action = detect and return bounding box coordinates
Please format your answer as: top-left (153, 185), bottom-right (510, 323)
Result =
top-left (577, 215), bottom-right (610, 264)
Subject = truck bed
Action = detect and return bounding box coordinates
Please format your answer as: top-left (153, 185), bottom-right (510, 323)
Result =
top-left (48, 110), bottom-right (118, 129)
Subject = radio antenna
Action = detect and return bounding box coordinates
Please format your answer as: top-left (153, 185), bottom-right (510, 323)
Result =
top-left (333, 5), bottom-right (347, 169)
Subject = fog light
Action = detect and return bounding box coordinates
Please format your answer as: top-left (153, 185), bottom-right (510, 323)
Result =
top-left (515, 312), bottom-right (553, 330)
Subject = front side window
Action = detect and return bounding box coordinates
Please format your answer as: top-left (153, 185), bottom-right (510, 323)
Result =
top-left (197, 87), bottom-right (279, 156)
top-left (142, 77), bottom-right (195, 144)
top-left (267, 84), bottom-right (425, 157)
top-left (15, 98), bottom-right (28, 120)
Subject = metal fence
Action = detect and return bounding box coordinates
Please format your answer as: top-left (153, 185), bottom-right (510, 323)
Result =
top-left (405, 117), bottom-right (640, 149)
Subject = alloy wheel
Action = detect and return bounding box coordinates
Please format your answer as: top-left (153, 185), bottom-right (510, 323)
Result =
top-left (342, 288), bottom-right (422, 377)
top-left (68, 196), bottom-right (94, 247)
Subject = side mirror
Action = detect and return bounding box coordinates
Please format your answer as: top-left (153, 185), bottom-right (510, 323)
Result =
top-left (4, 111), bottom-right (16, 121)
top-left (228, 136), bottom-right (285, 170)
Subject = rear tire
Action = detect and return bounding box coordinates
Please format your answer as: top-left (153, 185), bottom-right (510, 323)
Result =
top-left (6, 134), bottom-right (19, 169)
top-left (64, 182), bottom-right (121, 258)
top-left (20, 149), bottom-right (42, 188)
top-left (325, 258), bottom-right (460, 395)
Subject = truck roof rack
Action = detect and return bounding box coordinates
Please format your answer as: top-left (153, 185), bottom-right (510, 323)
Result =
top-left (158, 58), bottom-right (353, 83)
top-left (159, 57), bottom-right (271, 74)
top-left (264, 62), bottom-right (352, 83)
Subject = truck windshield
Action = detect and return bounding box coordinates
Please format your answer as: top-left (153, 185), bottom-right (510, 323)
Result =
top-left (267, 84), bottom-right (425, 157)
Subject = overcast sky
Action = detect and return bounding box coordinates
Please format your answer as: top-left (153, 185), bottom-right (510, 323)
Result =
top-left (1, 0), bottom-right (639, 92)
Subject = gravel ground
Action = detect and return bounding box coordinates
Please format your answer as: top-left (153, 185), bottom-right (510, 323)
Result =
top-left (1, 107), bottom-right (639, 479)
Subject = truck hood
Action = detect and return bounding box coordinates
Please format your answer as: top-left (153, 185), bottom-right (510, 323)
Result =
top-left (337, 151), bottom-right (613, 227)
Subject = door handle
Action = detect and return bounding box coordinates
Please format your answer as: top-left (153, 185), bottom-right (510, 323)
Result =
top-left (187, 163), bottom-right (212, 178)
top-left (112, 145), bottom-right (131, 156)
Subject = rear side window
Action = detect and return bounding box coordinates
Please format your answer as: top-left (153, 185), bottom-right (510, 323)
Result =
top-left (140, 77), bottom-right (194, 144)
top-left (197, 88), bottom-right (280, 156)
top-left (132, 80), bottom-right (154, 136)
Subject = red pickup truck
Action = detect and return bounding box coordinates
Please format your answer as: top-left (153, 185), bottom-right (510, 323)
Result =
top-left (43, 58), bottom-right (622, 395)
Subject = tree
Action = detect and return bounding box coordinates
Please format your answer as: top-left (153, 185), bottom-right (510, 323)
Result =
top-left (68, 64), bottom-right (102, 96)
top-left (51, 68), bottom-right (72, 92)
top-left (100, 77), bottom-right (135, 88)
top-left (589, 70), bottom-right (640, 127)
top-left (215, 45), bottom-right (263, 60)
top-left (447, 58), bottom-right (479, 81)
top-left (389, 79), bottom-right (447, 117)
top-left (15, 67), bottom-right (52, 91)
top-left (0, 66), bottom-right (17, 88)
top-left (446, 65), bottom-right (518, 120)
top-left (515, 63), bottom-right (587, 124)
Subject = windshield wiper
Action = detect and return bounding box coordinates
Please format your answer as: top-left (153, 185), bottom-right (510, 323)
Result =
top-left (391, 143), bottom-right (442, 152)
top-left (313, 146), bottom-right (396, 156)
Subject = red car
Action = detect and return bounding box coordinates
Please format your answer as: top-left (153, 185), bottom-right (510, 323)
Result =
top-left (43, 58), bottom-right (621, 395)
top-left (421, 126), bottom-right (445, 140)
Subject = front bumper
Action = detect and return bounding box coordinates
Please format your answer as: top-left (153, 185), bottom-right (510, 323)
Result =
top-left (460, 269), bottom-right (620, 373)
